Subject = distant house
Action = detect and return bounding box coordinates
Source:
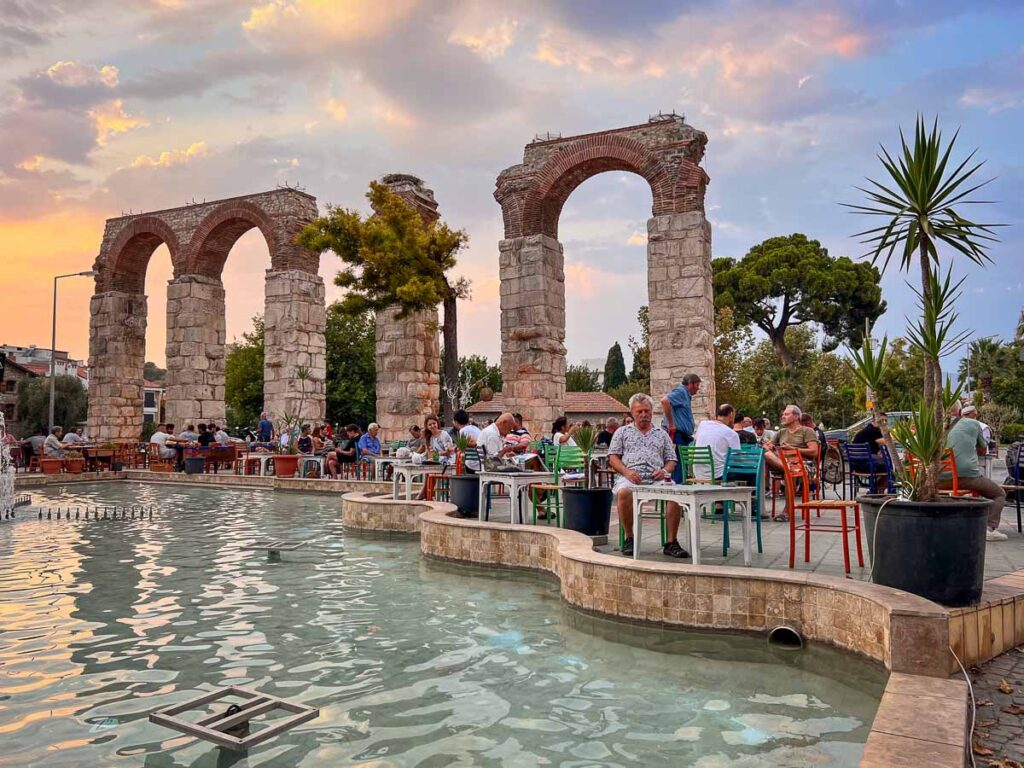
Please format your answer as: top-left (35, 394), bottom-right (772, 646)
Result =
top-left (0, 356), bottom-right (39, 437)
top-left (466, 391), bottom-right (629, 430)
top-left (143, 380), bottom-right (165, 425)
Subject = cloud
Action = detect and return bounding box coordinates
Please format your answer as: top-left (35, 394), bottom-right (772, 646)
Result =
top-left (89, 99), bottom-right (147, 145)
top-left (46, 60), bottom-right (119, 88)
top-left (960, 85), bottom-right (1024, 113)
top-left (242, 0), bottom-right (418, 48)
top-left (323, 98), bottom-right (349, 122)
top-left (129, 141), bottom-right (208, 168)
top-left (448, 8), bottom-right (519, 60)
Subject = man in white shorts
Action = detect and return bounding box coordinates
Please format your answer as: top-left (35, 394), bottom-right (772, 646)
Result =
top-left (608, 393), bottom-right (685, 558)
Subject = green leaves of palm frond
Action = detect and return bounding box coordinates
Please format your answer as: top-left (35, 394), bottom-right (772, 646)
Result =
top-left (891, 398), bottom-right (945, 474)
top-left (842, 115), bottom-right (1001, 273)
top-left (904, 266), bottom-right (972, 361)
top-left (846, 334), bottom-right (888, 391)
top-left (573, 425), bottom-right (597, 456)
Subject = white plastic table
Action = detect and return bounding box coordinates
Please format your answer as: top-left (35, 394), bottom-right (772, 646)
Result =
top-left (298, 455), bottom-right (324, 478)
top-left (476, 470), bottom-right (555, 524)
top-left (372, 456), bottom-right (401, 481)
top-left (630, 483), bottom-right (756, 565)
top-left (392, 463), bottom-right (446, 500)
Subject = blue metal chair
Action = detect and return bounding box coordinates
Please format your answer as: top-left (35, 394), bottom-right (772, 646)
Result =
top-left (841, 443), bottom-right (893, 497)
top-left (722, 446), bottom-right (765, 555)
top-left (1004, 444), bottom-right (1024, 533)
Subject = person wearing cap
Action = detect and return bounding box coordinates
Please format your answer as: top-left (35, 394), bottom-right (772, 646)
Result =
top-left (660, 372), bottom-right (701, 483)
top-left (357, 423), bottom-right (382, 459)
top-left (962, 405), bottom-right (994, 450)
top-left (942, 402), bottom-right (1006, 541)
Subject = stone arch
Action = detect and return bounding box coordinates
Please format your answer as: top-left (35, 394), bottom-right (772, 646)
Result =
top-left (185, 200), bottom-right (278, 278)
top-left (88, 189), bottom-right (326, 441)
top-left (98, 216), bottom-right (183, 293)
top-left (493, 117), bottom-right (715, 433)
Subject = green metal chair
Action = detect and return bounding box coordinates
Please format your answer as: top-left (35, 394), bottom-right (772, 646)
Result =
top-left (721, 446), bottom-right (765, 555)
top-left (529, 444), bottom-right (585, 526)
top-left (677, 445), bottom-right (717, 483)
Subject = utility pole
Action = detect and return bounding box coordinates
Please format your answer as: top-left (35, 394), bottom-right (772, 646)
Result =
top-left (864, 318), bottom-right (875, 413)
top-left (49, 270), bottom-right (96, 431)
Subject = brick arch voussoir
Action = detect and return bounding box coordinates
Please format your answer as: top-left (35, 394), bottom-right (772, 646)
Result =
top-left (101, 216), bottom-right (183, 293)
top-left (186, 200), bottom-right (279, 277)
top-left (526, 138), bottom-right (671, 238)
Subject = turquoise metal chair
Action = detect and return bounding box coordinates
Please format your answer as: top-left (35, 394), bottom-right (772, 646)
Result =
top-left (721, 446), bottom-right (765, 555)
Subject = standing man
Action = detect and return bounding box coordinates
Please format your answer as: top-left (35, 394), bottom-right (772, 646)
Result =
top-left (609, 393), bottom-right (686, 558)
top-left (257, 411), bottom-right (274, 443)
top-left (660, 373), bottom-right (701, 483)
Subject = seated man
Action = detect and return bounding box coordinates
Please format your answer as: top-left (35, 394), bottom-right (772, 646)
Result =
top-left (296, 424), bottom-right (313, 454)
top-left (358, 422), bottom-right (382, 459)
top-left (213, 424), bottom-right (231, 443)
top-left (763, 404), bottom-right (820, 522)
top-left (850, 411), bottom-right (887, 471)
top-left (596, 418), bottom-right (619, 448)
top-left (62, 426), bottom-right (85, 445)
top-left (149, 423), bottom-right (177, 462)
top-left (732, 412), bottom-right (757, 445)
top-left (407, 424), bottom-right (425, 452)
top-left (695, 404), bottom-right (741, 480)
top-left (43, 427), bottom-right (65, 458)
top-left (941, 403), bottom-right (1007, 541)
top-left (608, 393), bottom-right (686, 559)
top-left (197, 423), bottom-right (216, 447)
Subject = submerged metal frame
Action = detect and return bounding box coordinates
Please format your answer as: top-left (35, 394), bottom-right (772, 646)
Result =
top-left (149, 685), bottom-right (318, 753)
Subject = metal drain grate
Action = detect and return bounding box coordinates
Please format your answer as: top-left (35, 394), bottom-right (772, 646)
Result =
top-left (149, 685), bottom-right (318, 753)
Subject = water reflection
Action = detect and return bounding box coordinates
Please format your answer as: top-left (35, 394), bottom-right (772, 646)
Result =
top-left (1, 483), bottom-right (885, 767)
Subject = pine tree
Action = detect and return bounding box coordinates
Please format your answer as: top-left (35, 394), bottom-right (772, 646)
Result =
top-left (603, 342), bottom-right (627, 391)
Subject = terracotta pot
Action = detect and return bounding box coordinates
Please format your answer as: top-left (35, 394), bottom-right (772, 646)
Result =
top-left (64, 458), bottom-right (85, 474)
top-left (274, 454), bottom-right (300, 478)
top-left (41, 458), bottom-right (63, 475)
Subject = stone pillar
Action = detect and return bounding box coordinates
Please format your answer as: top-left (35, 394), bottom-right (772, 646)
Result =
top-left (498, 234), bottom-right (566, 435)
top-left (87, 291), bottom-right (147, 441)
top-left (164, 274), bottom-right (226, 428)
top-left (374, 305), bottom-right (440, 439)
top-left (263, 269), bottom-right (326, 423)
top-left (647, 212), bottom-right (715, 419)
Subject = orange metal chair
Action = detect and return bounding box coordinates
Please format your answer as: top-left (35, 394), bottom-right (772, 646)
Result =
top-left (780, 448), bottom-right (864, 574)
top-left (904, 450), bottom-right (980, 498)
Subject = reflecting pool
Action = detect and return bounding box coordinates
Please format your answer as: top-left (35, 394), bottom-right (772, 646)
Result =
top-left (0, 483), bottom-right (885, 766)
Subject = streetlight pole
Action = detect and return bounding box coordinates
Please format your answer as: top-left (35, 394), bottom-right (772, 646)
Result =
top-left (49, 270), bottom-right (96, 432)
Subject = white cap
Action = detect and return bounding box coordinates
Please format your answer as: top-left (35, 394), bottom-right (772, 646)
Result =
top-left (962, 405), bottom-right (978, 415)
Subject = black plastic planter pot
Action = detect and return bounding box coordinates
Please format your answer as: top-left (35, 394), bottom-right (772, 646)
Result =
top-left (184, 456), bottom-right (205, 475)
top-left (859, 494), bottom-right (990, 607)
top-left (449, 474), bottom-right (480, 517)
top-left (562, 487), bottom-right (613, 536)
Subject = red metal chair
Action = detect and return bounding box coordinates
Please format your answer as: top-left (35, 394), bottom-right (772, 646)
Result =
top-left (780, 447), bottom-right (864, 574)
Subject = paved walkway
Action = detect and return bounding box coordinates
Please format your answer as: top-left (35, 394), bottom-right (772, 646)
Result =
top-left (971, 647), bottom-right (1024, 764)
top-left (483, 491), bottom-right (1024, 582)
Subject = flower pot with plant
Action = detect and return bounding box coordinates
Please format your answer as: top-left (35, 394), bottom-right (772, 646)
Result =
top-left (448, 432), bottom-right (480, 517)
top-left (846, 117), bottom-right (1001, 607)
top-left (63, 450), bottom-right (85, 474)
top-left (560, 425), bottom-right (613, 537)
top-left (273, 366), bottom-right (314, 478)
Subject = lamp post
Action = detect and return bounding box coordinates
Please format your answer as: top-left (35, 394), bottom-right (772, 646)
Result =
top-left (49, 270), bottom-right (96, 431)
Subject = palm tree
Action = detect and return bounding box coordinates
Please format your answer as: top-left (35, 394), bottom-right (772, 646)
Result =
top-left (846, 116), bottom-right (1000, 500)
top-left (958, 337), bottom-right (1008, 402)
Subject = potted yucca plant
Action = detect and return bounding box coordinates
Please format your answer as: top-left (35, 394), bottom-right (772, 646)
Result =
top-left (448, 431), bottom-right (480, 517)
top-left (560, 425), bottom-right (613, 537)
top-left (846, 116), bottom-right (1001, 607)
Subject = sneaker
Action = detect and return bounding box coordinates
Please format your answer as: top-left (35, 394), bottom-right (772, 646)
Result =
top-left (663, 540), bottom-right (690, 559)
top-left (774, 512), bottom-right (789, 522)
top-left (621, 537), bottom-right (634, 556)
top-left (986, 528), bottom-right (1008, 542)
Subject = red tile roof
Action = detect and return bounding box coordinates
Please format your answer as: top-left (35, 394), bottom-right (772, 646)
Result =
top-left (467, 391), bottom-right (628, 414)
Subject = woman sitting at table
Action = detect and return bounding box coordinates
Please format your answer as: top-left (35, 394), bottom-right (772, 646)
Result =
top-left (326, 424), bottom-right (359, 479)
top-left (296, 424), bottom-right (314, 454)
top-left (418, 415), bottom-right (455, 464)
top-left (552, 416), bottom-right (578, 447)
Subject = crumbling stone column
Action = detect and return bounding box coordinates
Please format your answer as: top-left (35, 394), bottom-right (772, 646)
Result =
top-left (263, 269), bottom-right (326, 423)
top-left (164, 274), bottom-right (226, 428)
top-left (87, 291), bottom-right (147, 441)
top-left (647, 212), bottom-right (716, 419)
top-left (375, 305), bottom-right (440, 438)
top-left (498, 234), bottom-right (566, 435)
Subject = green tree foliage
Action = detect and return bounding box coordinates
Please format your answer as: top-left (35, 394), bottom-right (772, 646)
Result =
top-left (143, 361), bottom-right (166, 383)
top-left (713, 307), bottom-right (754, 410)
top-left (875, 338), bottom-right (926, 412)
top-left (224, 316), bottom-right (265, 430)
top-left (325, 304), bottom-right (376, 427)
top-left (16, 375), bottom-right (87, 434)
top-left (628, 306), bottom-right (650, 385)
top-left (605, 381), bottom-right (647, 410)
top-left (566, 364), bottom-right (600, 392)
top-left (713, 233), bottom-right (886, 368)
top-left (603, 342), bottom-right (627, 391)
top-left (299, 181), bottom-right (470, 421)
top-left (958, 337), bottom-right (1010, 402)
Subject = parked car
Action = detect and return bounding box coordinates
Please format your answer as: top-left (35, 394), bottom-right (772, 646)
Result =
top-left (823, 411), bottom-right (913, 443)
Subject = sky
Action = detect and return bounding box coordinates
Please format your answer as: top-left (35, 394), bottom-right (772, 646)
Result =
top-left (0, 0), bottom-right (1021, 373)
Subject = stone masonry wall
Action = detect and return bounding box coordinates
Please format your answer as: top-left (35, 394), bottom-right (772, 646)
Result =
top-left (164, 274), bottom-right (226, 427)
top-left (499, 234), bottom-right (566, 435)
top-left (264, 269), bottom-right (326, 423)
top-left (375, 305), bottom-right (441, 439)
top-left (647, 212), bottom-right (716, 418)
top-left (88, 291), bottom-right (147, 441)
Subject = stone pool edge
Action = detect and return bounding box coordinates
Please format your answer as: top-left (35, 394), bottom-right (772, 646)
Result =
top-left (343, 491), bottom-right (971, 768)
